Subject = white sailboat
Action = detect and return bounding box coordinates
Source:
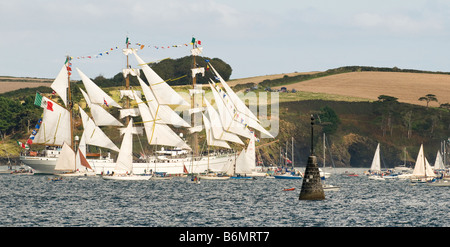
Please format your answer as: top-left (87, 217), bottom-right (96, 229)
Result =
top-left (102, 119), bottom-right (151, 180)
top-left (409, 144), bottom-right (436, 183)
top-left (367, 143), bottom-right (385, 180)
top-left (321, 133), bottom-right (340, 191)
top-left (54, 141), bottom-right (96, 177)
top-left (433, 150), bottom-right (445, 171)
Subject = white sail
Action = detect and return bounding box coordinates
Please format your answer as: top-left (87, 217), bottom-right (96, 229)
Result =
top-left (134, 93), bottom-right (191, 150)
top-left (412, 144), bottom-right (436, 178)
top-left (204, 98), bottom-right (243, 145)
top-left (434, 150), bottom-right (445, 170)
top-left (79, 88), bottom-right (123, 127)
top-left (370, 143), bottom-right (381, 172)
top-left (137, 77), bottom-right (190, 127)
top-left (209, 64), bottom-right (274, 138)
top-left (76, 131), bottom-right (86, 170)
top-left (235, 149), bottom-right (252, 174)
top-left (133, 53), bottom-right (189, 106)
top-left (54, 142), bottom-right (75, 171)
top-left (79, 107), bottom-right (120, 152)
top-left (32, 97), bottom-right (71, 146)
top-left (50, 64), bottom-right (69, 107)
top-left (209, 82), bottom-right (252, 139)
top-left (76, 68), bottom-right (122, 108)
top-left (245, 133), bottom-right (256, 171)
top-left (209, 63), bottom-right (258, 122)
top-left (203, 113), bottom-right (230, 149)
top-left (114, 119), bottom-right (134, 174)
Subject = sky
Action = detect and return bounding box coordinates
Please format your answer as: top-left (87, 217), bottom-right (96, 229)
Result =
top-left (1, 0), bottom-right (450, 80)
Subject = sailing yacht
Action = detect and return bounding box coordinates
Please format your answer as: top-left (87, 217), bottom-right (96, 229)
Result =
top-left (367, 143), bottom-right (385, 180)
top-left (102, 119), bottom-right (151, 180)
top-left (409, 144), bottom-right (437, 183)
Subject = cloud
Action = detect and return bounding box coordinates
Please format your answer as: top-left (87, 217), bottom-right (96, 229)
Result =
top-left (353, 12), bottom-right (444, 35)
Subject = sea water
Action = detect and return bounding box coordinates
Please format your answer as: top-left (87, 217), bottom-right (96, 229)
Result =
top-left (0, 168), bottom-right (448, 227)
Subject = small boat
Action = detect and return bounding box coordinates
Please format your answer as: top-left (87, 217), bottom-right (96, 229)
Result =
top-left (366, 143), bottom-right (385, 181)
top-left (368, 175), bottom-right (385, 180)
top-left (408, 144), bottom-right (437, 184)
top-left (101, 120), bottom-right (151, 181)
top-left (151, 172), bottom-right (173, 180)
top-left (231, 175), bottom-right (254, 180)
top-left (428, 180), bottom-right (450, 187)
top-left (323, 184), bottom-right (340, 191)
top-left (11, 168), bottom-right (34, 175)
top-left (103, 174), bottom-right (151, 181)
top-left (282, 187), bottom-right (295, 191)
top-left (199, 172), bottom-right (230, 180)
top-left (49, 176), bottom-right (63, 181)
top-left (274, 173), bottom-right (302, 179)
top-left (189, 175), bottom-right (201, 184)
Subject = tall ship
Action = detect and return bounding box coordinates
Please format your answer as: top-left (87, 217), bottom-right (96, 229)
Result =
top-left (19, 37), bottom-right (273, 175)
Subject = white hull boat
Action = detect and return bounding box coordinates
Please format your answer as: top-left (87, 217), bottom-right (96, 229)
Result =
top-left (323, 184), bottom-right (340, 191)
top-left (102, 174), bottom-right (151, 181)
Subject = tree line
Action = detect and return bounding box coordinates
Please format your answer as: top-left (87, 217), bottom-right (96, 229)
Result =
top-left (91, 56), bottom-right (232, 88)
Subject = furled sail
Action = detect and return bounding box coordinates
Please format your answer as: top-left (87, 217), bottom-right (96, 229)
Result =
top-left (50, 64), bottom-right (69, 107)
top-left (120, 90), bottom-right (141, 100)
top-left (119, 108), bottom-right (140, 119)
top-left (79, 107), bottom-right (120, 152)
top-left (133, 53), bottom-right (189, 106)
top-left (32, 97), bottom-right (71, 146)
top-left (76, 68), bottom-right (122, 108)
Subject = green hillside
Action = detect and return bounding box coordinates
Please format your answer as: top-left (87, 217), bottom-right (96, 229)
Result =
top-left (2, 64), bottom-right (450, 169)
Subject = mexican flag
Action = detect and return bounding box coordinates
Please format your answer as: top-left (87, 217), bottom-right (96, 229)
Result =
top-left (34, 92), bottom-right (54, 111)
top-left (17, 141), bottom-right (29, 149)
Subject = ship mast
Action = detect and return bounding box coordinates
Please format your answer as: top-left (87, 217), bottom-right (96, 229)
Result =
top-left (66, 55), bottom-right (74, 150)
top-left (125, 36), bottom-right (130, 125)
top-left (190, 38), bottom-right (199, 156)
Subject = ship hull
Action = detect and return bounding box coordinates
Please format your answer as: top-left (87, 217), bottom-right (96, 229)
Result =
top-left (21, 154), bottom-right (235, 175)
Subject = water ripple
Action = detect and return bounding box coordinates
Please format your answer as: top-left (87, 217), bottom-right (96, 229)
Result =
top-left (0, 169), bottom-right (449, 227)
